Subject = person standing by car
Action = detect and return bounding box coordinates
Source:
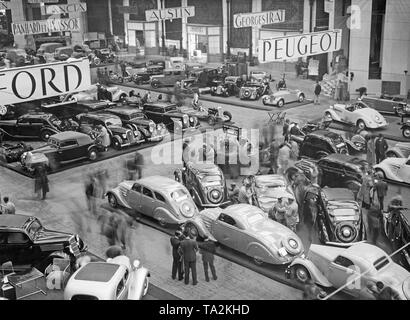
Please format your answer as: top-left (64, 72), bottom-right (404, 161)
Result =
top-left (228, 183), bottom-right (240, 204)
top-left (120, 60), bottom-right (127, 77)
top-left (268, 138), bottom-right (280, 174)
top-left (367, 206), bottom-right (382, 245)
top-left (278, 142), bottom-right (292, 175)
top-left (285, 197), bottom-right (299, 232)
top-left (134, 151), bottom-right (144, 179)
top-left (269, 196), bottom-right (287, 225)
top-left (170, 231), bottom-right (184, 281)
top-left (34, 164), bottom-right (49, 200)
top-left (179, 233), bottom-right (199, 285)
top-left (95, 124), bottom-right (110, 150)
top-left (238, 179), bottom-right (253, 205)
top-left (200, 236), bottom-right (217, 282)
top-left (366, 134), bottom-right (375, 165)
top-left (2, 197), bottom-right (15, 214)
top-left (375, 133), bottom-right (388, 164)
top-left (282, 119), bottom-right (290, 142)
top-left (314, 80), bottom-right (322, 105)
top-left (373, 172), bottom-right (388, 211)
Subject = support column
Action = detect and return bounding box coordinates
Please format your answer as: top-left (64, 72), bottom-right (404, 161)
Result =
top-left (181, 0), bottom-right (188, 51)
top-left (9, 0), bottom-right (27, 48)
top-left (303, 0), bottom-right (310, 33)
top-left (251, 0), bottom-right (261, 59)
top-left (222, 0), bottom-right (228, 55)
top-left (123, 0), bottom-right (129, 46)
top-left (327, 0), bottom-right (335, 73)
top-left (108, 0), bottom-right (113, 36)
top-left (68, 0), bottom-right (87, 45)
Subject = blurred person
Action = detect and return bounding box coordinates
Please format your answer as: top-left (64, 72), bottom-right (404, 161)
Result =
top-left (366, 134), bottom-right (375, 165)
top-left (282, 119), bottom-right (290, 142)
top-left (179, 233), bottom-right (199, 285)
top-left (200, 236), bottom-right (217, 282)
top-left (357, 168), bottom-right (374, 237)
top-left (375, 134), bottom-right (388, 164)
top-left (278, 142), bottom-right (292, 175)
top-left (228, 183), bottom-right (240, 204)
top-left (285, 197), bottom-right (299, 232)
top-left (303, 279), bottom-right (326, 300)
top-left (367, 206), bottom-right (382, 245)
top-left (373, 172), bottom-right (388, 211)
top-left (268, 138), bottom-right (280, 174)
top-left (84, 173), bottom-right (97, 215)
top-left (290, 140), bottom-right (299, 162)
top-left (134, 151), bottom-right (144, 179)
top-left (116, 213), bottom-right (129, 250)
top-left (313, 80), bottom-right (321, 105)
top-left (95, 124), bottom-right (110, 150)
top-left (238, 179), bottom-right (254, 205)
top-left (192, 91), bottom-right (200, 110)
top-left (170, 231), bottom-right (184, 281)
top-left (269, 196), bottom-right (287, 225)
top-left (2, 197), bottom-right (15, 214)
top-left (34, 164), bottom-right (49, 200)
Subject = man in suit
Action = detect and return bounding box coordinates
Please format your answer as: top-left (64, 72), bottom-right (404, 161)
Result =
top-left (200, 236), bottom-right (217, 282)
top-left (170, 231), bottom-right (184, 281)
top-left (179, 233), bottom-right (199, 285)
top-left (375, 134), bottom-right (388, 164)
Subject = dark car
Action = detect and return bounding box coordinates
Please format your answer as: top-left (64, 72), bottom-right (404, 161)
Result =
top-left (0, 214), bottom-right (87, 272)
top-left (142, 102), bottom-right (199, 133)
top-left (0, 142), bottom-right (33, 163)
top-left (402, 120), bottom-right (410, 139)
top-left (316, 187), bottom-right (365, 244)
top-left (150, 69), bottom-right (186, 88)
top-left (21, 131), bottom-right (101, 170)
top-left (76, 113), bottom-right (143, 149)
top-left (0, 112), bottom-right (64, 141)
top-left (54, 46), bottom-right (74, 61)
top-left (174, 162), bottom-right (229, 209)
top-left (293, 130), bottom-right (349, 159)
top-left (293, 154), bottom-right (368, 195)
top-left (5, 49), bottom-right (32, 67)
top-left (189, 67), bottom-right (220, 87)
top-left (239, 81), bottom-right (264, 100)
top-left (103, 107), bottom-right (166, 142)
top-left (361, 95), bottom-right (409, 116)
top-left (43, 100), bottom-right (115, 119)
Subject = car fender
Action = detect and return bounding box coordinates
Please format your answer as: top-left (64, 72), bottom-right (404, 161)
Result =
top-left (191, 187), bottom-right (206, 207)
top-left (128, 267), bottom-right (149, 300)
top-left (112, 134), bottom-right (123, 143)
top-left (385, 147), bottom-right (403, 158)
top-left (246, 241), bottom-right (273, 263)
top-left (185, 217), bottom-right (216, 241)
top-left (289, 258), bottom-right (333, 287)
top-left (87, 145), bottom-right (98, 153)
top-left (153, 206), bottom-right (175, 224)
top-left (324, 108), bottom-right (340, 121)
top-left (106, 188), bottom-right (131, 209)
top-left (373, 163), bottom-right (399, 181)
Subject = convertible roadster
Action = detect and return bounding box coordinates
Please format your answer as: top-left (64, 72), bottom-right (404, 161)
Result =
top-left (70, 84), bottom-right (128, 103)
top-left (262, 89), bottom-right (305, 108)
top-left (184, 204), bottom-right (304, 265)
top-left (374, 156), bottom-right (410, 184)
top-left (288, 242), bottom-right (410, 300)
top-left (324, 101), bottom-right (388, 130)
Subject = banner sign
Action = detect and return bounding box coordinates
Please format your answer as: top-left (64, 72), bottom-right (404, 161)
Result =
top-left (12, 18), bottom-right (81, 36)
top-left (308, 59), bottom-right (319, 76)
top-left (145, 6), bottom-right (195, 22)
top-left (233, 10), bottom-right (286, 28)
top-left (28, 0), bottom-right (56, 3)
top-left (259, 29), bottom-right (342, 62)
top-left (324, 0), bottom-right (334, 13)
top-left (42, 3), bottom-right (87, 15)
top-left (0, 1), bottom-right (9, 10)
top-left (0, 59), bottom-right (91, 105)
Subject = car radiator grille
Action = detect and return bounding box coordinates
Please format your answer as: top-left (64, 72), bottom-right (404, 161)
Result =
top-left (68, 236), bottom-right (81, 258)
top-left (126, 130), bottom-right (134, 142)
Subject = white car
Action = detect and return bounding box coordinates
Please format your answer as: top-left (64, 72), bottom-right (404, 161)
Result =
top-left (71, 84), bottom-right (128, 102)
top-left (324, 101), bottom-right (388, 130)
top-left (262, 89), bottom-right (305, 107)
top-left (64, 255), bottom-right (150, 300)
top-left (288, 242), bottom-right (410, 300)
top-left (374, 156), bottom-right (410, 184)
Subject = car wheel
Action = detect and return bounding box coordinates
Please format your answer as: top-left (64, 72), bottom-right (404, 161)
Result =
top-left (357, 120), bottom-right (366, 130)
top-left (185, 222), bottom-right (199, 239)
top-left (40, 130), bottom-right (53, 141)
top-left (324, 112), bottom-right (333, 122)
top-left (112, 138), bottom-right (122, 150)
top-left (294, 265), bottom-right (311, 283)
top-left (88, 149), bottom-right (98, 161)
top-left (385, 151), bottom-right (398, 158)
top-left (262, 97), bottom-right (269, 105)
top-left (298, 94), bottom-right (305, 102)
top-left (108, 193), bottom-right (118, 208)
top-left (402, 127), bottom-right (410, 139)
top-left (375, 168), bottom-right (386, 179)
top-left (158, 219), bottom-right (167, 228)
top-left (211, 91), bottom-right (216, 96)
top-left (253, 257), bottom-right (264, 266)
top-left (223, 111), bottom-right (232, 122)
top-left (151, 82), bottom-right (159, 89)
top-left (277, 99), bottom-right (284, 108)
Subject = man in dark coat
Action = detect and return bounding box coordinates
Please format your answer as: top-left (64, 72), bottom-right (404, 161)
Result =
top-left (373, 173), bottom-right (388, 211)
top-left (34, 164), bottom-right (49, 200)
top-left (179, 234), bottom-right (199, 285)
top-left (170, 231), bottom-right (184, 281)
top-left (367, 206), bottom-right (382, 245)
top-left (374, 134), bottom-right (388, 164)
top-left (200, 236), bottom-right (217, 282)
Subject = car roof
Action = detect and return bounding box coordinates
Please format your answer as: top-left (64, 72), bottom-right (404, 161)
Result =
top-left (321, 187), bottom-right (355, 201)
top-left (0, 214), bottom-right (34, 229)
top-left (50, 131), bottom-right (91, 144)
top-left (164, 68), bottom-right (183, 72)
top-left (137, 176), bottom-right (185, 193)
top-left (223, 204), bottom-right (263, 220)
top-left (40, 42), bottom-right (63, 47)
top-left (74, 262), bottom-right (121, 282)
top-left (144, 102), bottom-right (176, 108)
top-left (344, 243), bottom-right (388, 263)
top-left (82, 113), bottom-right (120, 121)
top-left (255, 174), bottom-right (286, 186)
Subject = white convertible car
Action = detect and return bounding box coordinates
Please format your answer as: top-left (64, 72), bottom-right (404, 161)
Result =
top-left (374, 156), bottom-right (410, 184)
top-left (324, 101), bottom-right (388, 130)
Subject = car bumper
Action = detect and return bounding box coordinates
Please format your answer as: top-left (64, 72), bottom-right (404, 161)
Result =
top-left (367, 121), bottom-right (388, 128)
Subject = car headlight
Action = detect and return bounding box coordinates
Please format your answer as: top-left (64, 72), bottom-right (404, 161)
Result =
top-left (122, 134), bottom-right (127, 139)
top-left (375, 116), bottom-right (380, 121)
top-left (156, 123), bottom-right (163, 130)
top-left (208, 189), bottom-right (222, 203)
top-left (288, 239), bottom-right (298, 249)
top-left (179, 201), bottom-right (195, 218)
top-left (189, 117), bottom-right (194, 123)
top-left (336, 224), bottom-right (356, 243)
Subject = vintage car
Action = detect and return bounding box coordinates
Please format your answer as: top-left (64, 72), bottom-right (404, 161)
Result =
top-left (385, 142), bottom-right (410, 158)
top-left (0, 214), bottom-right (87, 272)
top-left (103, 107), bottom-right (167, 142)
top-left (210, 80), bottom-right (235, 97)
top-left (374, 156), bottom-right (410, 184)
top-left (150, 69), bottom-right (186, 88)
top-left (315, 187), bottom-right (364, 244)
top-left (222, 76), bottom-right (244, 96)
top-left (287, 242), bottom-right (410, 300)
top-left (71, 85), bottom-right (128, 103)
top-left (239, 82), bottom-right (264, 100)
top-left (0, 112), bottom-right (64, 141)
top-left (5, 49), bottom-right (32, 66)
top-left (142, 102), bottom-right (199, 133)
top-left (178, 105), bottom-right (232, 126)
top-left (180, 78), bottom-right (211, 95)
top-left (0, 142), bottom-right (33, 163)
top-left (54, 46), bottom-right (74, 61)
top-left (107, 176), bottom-right (198, 227)
top-left (293, 154), bottom-right (368, 194)
top-left (361, 95), bottom-right (409, 116)
top-left (42, 100), bottom-right (115, 120)
top-left (324, 101), bottom-right (388, 130)
top-left (262, 89), bottom-right (306, 107)
top-left (37, 42), bottom-right (64, 57)
top-left (184, 204), bottom-right (304, 265)
top-left (250, 71), bottom-right (271, 82)
top-left (77, 113), bottom-right (143, 149)
top-left (174, 162), bottom-right (230, 209)
top-left (292, 130), bottom-right (349, 160)
top-left (189, 67), bottom-right (221, 87)
top-left (402, 120), bottom-right (410, 139)
top-left (21, 131), bottom-right (100, 171)
top-left (254, 174), bottom-right (294, 213)
top-left (64, 255), bottom-right (150, 300)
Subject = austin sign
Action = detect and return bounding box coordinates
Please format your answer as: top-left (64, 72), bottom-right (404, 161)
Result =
top-left (0, 59), bottom-right (91, 105)
top-left (12, 18), bottom-right (81, 36)
top-left (233, 10), bottom-right (285, 28)
top-left (42, 3), bottom-right (87, 15)
top-left (145, 6), bottom-right (195, 22)
top-left (259, 29), bottom-right (342, 62)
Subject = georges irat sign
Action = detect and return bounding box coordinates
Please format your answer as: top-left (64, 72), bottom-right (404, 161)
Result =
top-left (233, 10), bottom-right (285, 28)
top-left (0, 59), bottom-right (91, 105)
top-left (259, 29), bottom-right (342, 62)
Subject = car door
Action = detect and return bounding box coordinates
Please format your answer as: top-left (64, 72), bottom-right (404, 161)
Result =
top-left (57, 139), bottom-right (81, 162)
top-left (0, 231), bottom-right (9, 264)
top-left (140, 187), bottom-right (155, 218)
top-left (127, 183), bottom-right (141, 210)
top-left (5, 231), bottom-right (33, 265)
top-left (15, 117), bottom-right (33, 137)
top-left (29, 118), bottom-right (45, 137)
top-left (397, 158), bottom-right (410, 183)
top-left (212, 213), bottom-right (240, 251)
top-left (327, 255), bottom-right (361, 297)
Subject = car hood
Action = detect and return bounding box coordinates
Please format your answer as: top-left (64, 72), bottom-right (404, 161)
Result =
top-left (241, 86), bottom-right (258, 91)
top-left (381, 157), bottom-right (406, 166)
top-left (355, 108), bottom-right (385, 120)
top-left (33, 228), bottom-right (73, 244)
top-left (130, 118), bottom-right (152, 126)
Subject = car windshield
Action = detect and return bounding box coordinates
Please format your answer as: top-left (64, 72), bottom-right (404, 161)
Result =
top-left (199, 175), bottom-right (222, 186)
top-left (328, 208), bottom-right (359, 220)
top-left (374, 256), bottom-right (390, 271)
top-left (165, 105), bottom-right (177, 112)
top-left (170, 189), bottom-right (188, 202)
top-left (27, 220), bottom-right (43, 238)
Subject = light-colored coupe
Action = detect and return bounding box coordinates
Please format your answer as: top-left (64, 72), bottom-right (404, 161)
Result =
top-left (70, 84), bottom-right (128, 102)
top-left (64, 255), bottom-right (150, 300)
top-left (184, 204), bottom-right (304, 265)
top-left (288, 242), bottom-right (410, 300)
top-left (385, 142), bottom-right (410, 158)
top-left (106, 176), bottom-right (199, 226)
top-left (374, 156), bottom-right (410, 184)
top-left (262, 89), bottom-right (305, 107)
top-left (324, 101), bottom-right (388, 130)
